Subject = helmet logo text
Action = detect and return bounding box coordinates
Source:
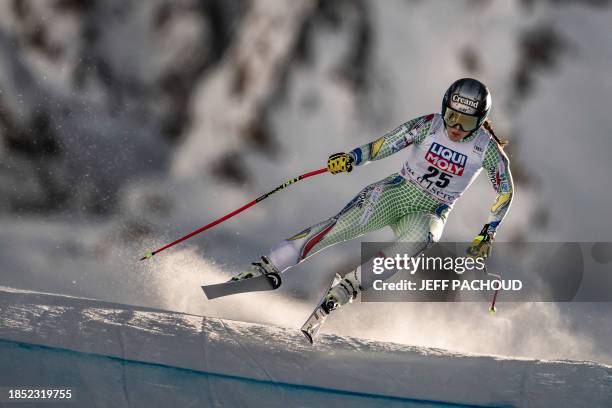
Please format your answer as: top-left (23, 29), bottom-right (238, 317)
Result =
top-left (451, 94), bottom-right (479, 109)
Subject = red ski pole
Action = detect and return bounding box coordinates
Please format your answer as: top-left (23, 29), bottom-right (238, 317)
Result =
top-left (139, 167), bottom-right (329, 261)
top-left (484, 264), bottom-right (501, 313)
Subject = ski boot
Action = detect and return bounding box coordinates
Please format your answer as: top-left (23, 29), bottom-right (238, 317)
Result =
top-left (229, 256), bottom-right (282, 289)
top-left (301, 271), bottom-right (361, 344)
top-left (321, 278), bottom-right (358, 313)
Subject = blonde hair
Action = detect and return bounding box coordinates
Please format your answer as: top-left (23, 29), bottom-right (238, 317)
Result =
top-left (482, 119), bottom-right (508, 147)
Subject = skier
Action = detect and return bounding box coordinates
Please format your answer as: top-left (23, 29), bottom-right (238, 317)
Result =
top-left (230, 78), bottom-right (513, 328)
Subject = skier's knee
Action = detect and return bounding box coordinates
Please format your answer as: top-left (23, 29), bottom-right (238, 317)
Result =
top-left (429, 216), bottom-right (445, 243)
top-left (425, 231), bottom-right (437, 248)
top-left (267, 240), bottom-right (301, 272)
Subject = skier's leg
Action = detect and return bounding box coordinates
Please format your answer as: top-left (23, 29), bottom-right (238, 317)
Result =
top-left (232, 175), bottom-right (406, 280)
top-left (322, 211), bottom-right (447, 311)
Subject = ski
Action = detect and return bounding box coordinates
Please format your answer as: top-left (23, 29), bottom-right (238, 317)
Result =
top-left (301, 273), bottom-right (342, 344)
top-left (202, 272), bottom-right (281, 300)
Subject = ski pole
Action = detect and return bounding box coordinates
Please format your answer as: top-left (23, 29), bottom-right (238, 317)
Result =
top-left (483, 264), bottom-right (501, 313)
top-left (139, 167), bottom-right (329, 261)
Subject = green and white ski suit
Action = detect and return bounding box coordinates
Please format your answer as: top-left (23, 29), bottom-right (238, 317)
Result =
top-left (266, 113), bottom-right (513, 297)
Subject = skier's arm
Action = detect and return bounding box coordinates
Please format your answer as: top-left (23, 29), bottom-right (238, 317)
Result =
top-left (467, 140), bottom-right (514, 259)
top-left (482, 139), bottom-right (514, 236)
top-left (348, 114), bottom-right (434, 166)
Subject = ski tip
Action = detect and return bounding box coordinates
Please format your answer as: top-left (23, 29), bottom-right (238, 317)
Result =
top-left (301, 329), bottom-right (315, 345)
top-left (201, 286), bottom-right (211, 300)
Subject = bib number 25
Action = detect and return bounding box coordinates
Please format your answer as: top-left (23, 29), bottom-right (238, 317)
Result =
top-left (422, 166), bottom-right (452, 188)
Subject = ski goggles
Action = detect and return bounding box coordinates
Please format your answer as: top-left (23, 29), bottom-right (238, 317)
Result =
top-left (443, 106), bottom-right (480, 132)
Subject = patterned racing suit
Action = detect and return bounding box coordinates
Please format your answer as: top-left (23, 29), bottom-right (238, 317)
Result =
top-left (262, 113), bottom-right (513, 303)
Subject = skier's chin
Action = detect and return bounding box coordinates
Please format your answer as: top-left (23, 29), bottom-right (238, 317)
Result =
top-left (445, 125), bottom-right (470, 141)
top-left (447, 131), bottom-right (465, 141)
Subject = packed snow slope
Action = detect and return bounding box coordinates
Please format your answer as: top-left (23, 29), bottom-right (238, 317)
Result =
top-left (1, 287), bottom-right (611, 408)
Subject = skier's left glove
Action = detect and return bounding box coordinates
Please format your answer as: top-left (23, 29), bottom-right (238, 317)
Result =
top-left (467, 224), bottom-right (495, 260)
top-left (327, 153), bottom-right (354, 174)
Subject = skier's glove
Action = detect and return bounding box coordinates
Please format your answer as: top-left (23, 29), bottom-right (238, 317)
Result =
top-left (467, 224), bottom-right (495, 260)
top-left (327, 153), bottom-right (354, 174)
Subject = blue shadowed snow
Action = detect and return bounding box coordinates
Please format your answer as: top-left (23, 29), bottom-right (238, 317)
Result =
top-left (0, 287), bottom-right (610, 408)
top-left (0, 340), bottom-right (488, 408)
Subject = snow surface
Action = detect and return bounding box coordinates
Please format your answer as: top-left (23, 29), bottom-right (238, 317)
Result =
top-left (1, 287), bottom-right (611, 407)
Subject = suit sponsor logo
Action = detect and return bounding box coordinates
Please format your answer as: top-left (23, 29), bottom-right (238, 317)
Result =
top-left (390, 137), bottom-right (408, 153)
top-left (359, 185), bottom-right (383, 225)
top-left (425, 142), bottom-right (467, 176)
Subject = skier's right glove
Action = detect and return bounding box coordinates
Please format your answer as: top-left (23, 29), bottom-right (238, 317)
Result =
top-left (327, 153), bottom-right (354, 174)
